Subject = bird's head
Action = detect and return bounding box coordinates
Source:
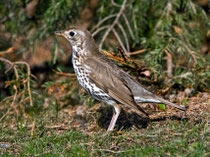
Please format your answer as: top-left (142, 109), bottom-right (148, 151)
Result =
top-left (55, 27), bottom-right (98, 56)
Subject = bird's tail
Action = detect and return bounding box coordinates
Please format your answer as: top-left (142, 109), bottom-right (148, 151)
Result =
top-left (154, 96), bottom-right (186, 111)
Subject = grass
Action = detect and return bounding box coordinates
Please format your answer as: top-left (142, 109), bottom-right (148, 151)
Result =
top-left (0, 96), bottom-right (208, 156)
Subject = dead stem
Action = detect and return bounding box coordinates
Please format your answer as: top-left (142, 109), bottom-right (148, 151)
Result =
top-left (0, 85), bottom-right (18, 122)
top-left (0, 57), bottom-right (33, 121)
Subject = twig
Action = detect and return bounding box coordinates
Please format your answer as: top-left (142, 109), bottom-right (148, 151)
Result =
top-left (122, 13), bottom-right (135, 40)
top-left (92, 26), bottom-right (110, 37)
top-left (16, 61), bottom-right (33, 107)
top-left (0, 57), bottom-right (33, 121)
top-left (53, 44), bottom-right (58, 64)
top-left (117, 47), bottom-right (127, 62)
top-left (94, 148), bottom-right (142, 154)
top-left (99, 0), bottom-right (127, 53)
top-left (91, 14), bottom-right (117, 33)
top-left (174, 72), bottom-right (193, 82)
top-left (182, 44), bottom-right (198, 64)
top-left (101, 50), bottom-right (141, 69)
top-left (0, 47), bottom-right (14, 56)
top-left (126, 49), bottom-right (146, 56)
top-left (33, 150), bottom-right (52, 157)
top-left (0, 58), bottom-right (18, 76)
top-left (132, 10), bottom-right (137, 36)
top-left (52, 69), bottom-right (76, 77)
top-left (112, 28), bottom-right (127, 53)
top-left (111, 0), bottom-right (121, 7)
top-left (166, 2), bottom-right (172, 18)
top-left (0, 85), bottom-right (18, 122)
top-left (117, 23), bottom-right (130, 52)
top-left (31, 118), bottom-right (36, 137)
top-left (188, 0), bottom-right (196, 14)
top-left (0, 58), bottom-right (20, 122)
top-left (173, 26), bottom-right (198, 63)
top-left (165, 49), bottom-right (173, 77)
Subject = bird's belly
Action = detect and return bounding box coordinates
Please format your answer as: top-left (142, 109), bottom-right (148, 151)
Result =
top-left (74, 65), bottom-right (115, 105)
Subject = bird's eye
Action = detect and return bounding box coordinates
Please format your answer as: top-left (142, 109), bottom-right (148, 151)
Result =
top-left (69, 31), bottom-right (75, 37)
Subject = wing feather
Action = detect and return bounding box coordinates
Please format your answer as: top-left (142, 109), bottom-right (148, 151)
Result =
top-left (85, 56), bottom-right (149, 117)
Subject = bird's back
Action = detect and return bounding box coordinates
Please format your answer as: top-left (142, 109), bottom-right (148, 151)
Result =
top-left (83, 54), bottom-right (185, 111)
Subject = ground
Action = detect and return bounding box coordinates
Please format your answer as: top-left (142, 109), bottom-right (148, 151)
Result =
top-left (0, 92), bottom-right (209, 156)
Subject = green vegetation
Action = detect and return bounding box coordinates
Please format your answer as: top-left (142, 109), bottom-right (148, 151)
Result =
top-left (0, 0), bottom-right (209, 156)
top-left (0, 107), bottom-right (208, 156)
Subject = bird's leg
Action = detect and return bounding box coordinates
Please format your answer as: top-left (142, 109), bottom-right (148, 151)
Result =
top-left (107, 104), bottom-right (121, 132)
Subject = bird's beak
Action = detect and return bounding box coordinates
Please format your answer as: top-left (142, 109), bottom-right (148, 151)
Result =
top-left (54, 31), bottom-right (67, 38)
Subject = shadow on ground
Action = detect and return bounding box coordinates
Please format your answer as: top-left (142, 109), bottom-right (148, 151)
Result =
top-left (97, 105), bottom-right (188, 131)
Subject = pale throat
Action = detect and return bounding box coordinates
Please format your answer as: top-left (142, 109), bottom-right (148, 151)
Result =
top-left (70, 39), bottom-right (88, 56)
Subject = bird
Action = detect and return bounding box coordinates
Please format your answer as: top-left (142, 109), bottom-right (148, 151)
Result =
top-left (55, 26), bottom-right (186, 132)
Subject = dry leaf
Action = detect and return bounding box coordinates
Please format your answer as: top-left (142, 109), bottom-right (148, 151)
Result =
top-left (173, 26), bottom-right (182, 36)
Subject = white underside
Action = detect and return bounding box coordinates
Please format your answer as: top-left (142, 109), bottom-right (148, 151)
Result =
top-left (72, 55), bottom-right (114, 105)
top-left (134, 97), bottom-right (162, 103)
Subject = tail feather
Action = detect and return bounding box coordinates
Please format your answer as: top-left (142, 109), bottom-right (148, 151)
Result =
top-left (134, 96), bottom-right (186, 111)
top-left (154, 96), bottom-right (186, 111)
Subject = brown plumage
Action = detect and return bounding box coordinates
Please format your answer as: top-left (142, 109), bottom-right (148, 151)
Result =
top-left (55, 27), bottom-right (186, 131)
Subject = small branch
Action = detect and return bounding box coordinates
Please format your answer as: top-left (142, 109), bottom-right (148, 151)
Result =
top-left (102, 50), bottom-right (140, 69)
top-left (126, 49), bottom-right (146, 56)
top-left (0, 58), bottom-right (19, 121)
top-left (99, 0), bottom-right (127, 53)
top-left (166, 2), bottom-right (172, 18)
top-left (165, 49), bottom-right (173, 77)
top-left (31, 118), bottom-right (36, 137)
top-left (0, 57), bottom-right (33, 120)
top-left (112, 28), bottom-right (127, 54)
top-left (132, 10), bottom-right (138, 36)
top-left (111, 0), bottom-right (121, 7)
top-left (33, 150), bottom-right (52, 157)
top-left (182, 44), bottom-right (198, 64)
top-left (0, 58), bottom-right (18, 78)
top-left (122, 13), bottom-right (135, 40)
top-left (117, 23), bottom-right (130, 52)
top-left (91, 14), bottom-right (117, 33)
top-left (0, 47), bottom-right (14, 56)
top-left (174, 72), bottom-right (193, 82)
top-left (16, 61), bottom-right (33, 107)
top-left (188, 0), bottom-right (196, 14)
top-left (117, 47), bottom-right (127, 62)
top-left (0, 85), bottom-right (18, 122)
top-left (173, 26), bottom-right (198, 63)
top-left (53, 44), bottom-right (58, 64)
top-left (52, 69), bottom-right (76, 77)
top-left (92, 26), bottom-right (110, 37)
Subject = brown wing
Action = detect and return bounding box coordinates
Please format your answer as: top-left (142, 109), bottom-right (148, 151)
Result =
top-left (120, 71), bottom-right (186, 111)
top-left (84, 56), bottom-right (149, 117)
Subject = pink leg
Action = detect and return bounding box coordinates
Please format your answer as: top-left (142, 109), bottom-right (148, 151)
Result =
top-left (107, 104), bottom-right (121, 132)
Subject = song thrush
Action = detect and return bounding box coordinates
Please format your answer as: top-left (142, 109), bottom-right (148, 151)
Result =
top-left (55, 27), bottom-right (185, 132)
